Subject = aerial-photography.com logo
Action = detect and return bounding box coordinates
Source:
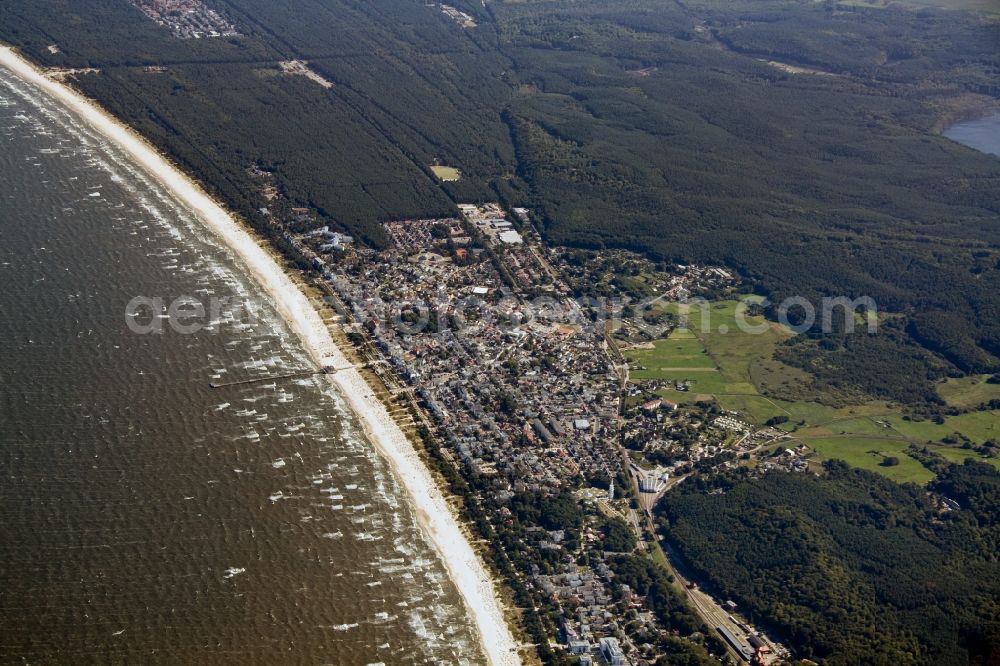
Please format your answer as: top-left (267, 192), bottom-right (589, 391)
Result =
top-left (125, 292), bottom-right (878, 339)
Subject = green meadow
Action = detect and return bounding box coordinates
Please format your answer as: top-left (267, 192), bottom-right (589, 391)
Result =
top-left (887, 411), bottom-right (1000, 444)
top-left (803, 437), bottom-right (935, 485)
top-left (429, 165), bottom-right (461, 181)
top-left (937, 375), bottom-right (1000, 409)
top-left (838, 0), bottom-right (1000, 14)
top-left (627, 299), bottom-right (798, 402)
top-left (624, 298), bottom-right (1000, 483)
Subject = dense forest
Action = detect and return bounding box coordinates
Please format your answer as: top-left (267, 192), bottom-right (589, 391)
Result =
top-left (492, 0), bottom-right (1000, 397)
top-left (1, 0), bottom-right (998, 399)
top-left (659, 461), bottom-right (1000, 665)
top-left (3, 3), bottom-right (998, 661)
top-left (0, 0), bottom-right (509, 245)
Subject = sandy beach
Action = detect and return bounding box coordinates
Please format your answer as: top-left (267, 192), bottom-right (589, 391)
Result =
top-left (0, 45), bottom-right (520, 666)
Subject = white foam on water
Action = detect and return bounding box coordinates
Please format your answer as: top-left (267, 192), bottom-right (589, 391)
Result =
top-left (0, 46), bottom-right (518, 666)
top-left (331, 622), bottom-right (359, 631)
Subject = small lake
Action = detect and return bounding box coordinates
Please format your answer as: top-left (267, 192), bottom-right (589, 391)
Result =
top-left (943, 111), bottom-right (1000, 157)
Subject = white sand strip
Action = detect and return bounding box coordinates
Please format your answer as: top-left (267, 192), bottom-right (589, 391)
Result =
top-left (0, 46), bottom-right (520, 666)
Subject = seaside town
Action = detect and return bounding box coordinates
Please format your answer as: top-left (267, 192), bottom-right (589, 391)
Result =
top-left (4, 1), bottom-right (1000, 664)
top-left (127, 0), bottom-right (240, 39)
top-left (440, 3), bottom-right (478, 28)
top-left (264, 197), bottom-right (798, 665)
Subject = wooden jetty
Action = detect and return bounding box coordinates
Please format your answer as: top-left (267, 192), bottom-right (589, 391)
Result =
top-left (208, 362), bottom-right (375, 388)
top-left (209, 369), bottom-right (319, 389)
top-left (208, 363), bottom-right (363, 389)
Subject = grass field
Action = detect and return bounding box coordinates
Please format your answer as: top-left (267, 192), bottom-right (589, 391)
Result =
top-left (798, 416), bottom-right (897, 438)
top-left (937, 375), bottom-right (1000, 409)
top-left (429, 165), bottom-right (461, 181)
top-left (803, 437), bottom-right (936, 484)
top-left (838, 0), bottom-right (1000, 14)
top-left (623, 298), bottom-right (1000, 484)
top-left (628, 300), bottom-right (887, 427)
top-left (715, 394), bottom-right (908, 431)
top-left (627, 299), bottom-right (801, 403)
top-left (802, 436), bottom-right (1000, 474)
top-left (887, 411), bottom-right (1000, 444)
top-left (626, 332), bottom-right (717, 370)
top-left (780, 409), bottom-right (1000, 479)
top-left (626, 325), bottom-right (732, 397)
top-left (930, 446), bottom-right (1000, 469)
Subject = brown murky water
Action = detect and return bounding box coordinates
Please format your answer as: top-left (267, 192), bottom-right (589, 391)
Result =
top-left (0, 64), bottom-right (480, 665)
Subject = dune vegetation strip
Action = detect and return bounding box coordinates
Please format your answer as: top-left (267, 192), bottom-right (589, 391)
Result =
top-left (0, 45), bottom-right (520, 666)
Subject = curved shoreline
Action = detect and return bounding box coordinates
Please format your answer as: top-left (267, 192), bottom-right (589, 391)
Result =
top-left (0, 46), bottom-right (520, 666)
